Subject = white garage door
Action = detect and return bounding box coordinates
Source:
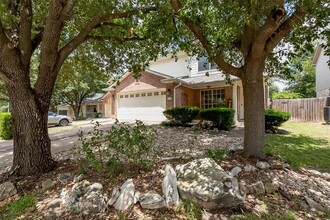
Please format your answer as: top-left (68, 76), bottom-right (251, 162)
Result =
top-left (117, 90), bottom-right (166, 122)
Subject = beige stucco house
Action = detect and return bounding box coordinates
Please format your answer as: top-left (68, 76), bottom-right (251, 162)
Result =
top-left (56, 93), bottom-right (112, 119)
top-left (313, 43), bottom-right (330, 97)
top-left (103, 52), bottom-right (269, 122)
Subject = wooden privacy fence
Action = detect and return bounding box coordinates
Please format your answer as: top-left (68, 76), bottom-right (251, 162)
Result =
top-left (271, 97), bottom-right (330, 122)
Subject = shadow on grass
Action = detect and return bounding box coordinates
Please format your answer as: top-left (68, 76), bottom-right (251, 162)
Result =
top-left (266, 134), bottom-right (330, 169)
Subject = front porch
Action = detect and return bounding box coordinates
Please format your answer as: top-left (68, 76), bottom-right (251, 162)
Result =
top-left (172, 80), bottom-right (244, 122)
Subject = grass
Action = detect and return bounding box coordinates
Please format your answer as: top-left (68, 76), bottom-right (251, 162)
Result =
top-left (266, 122), bottom-right (330, 169)
top-left (176, 201), bottom-right (203, 220)
top-left (0, 194), bottom-right (36, 219)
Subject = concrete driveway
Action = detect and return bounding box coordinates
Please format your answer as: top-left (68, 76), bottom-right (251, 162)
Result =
top-left (0, 118), bottom-right (115, 171)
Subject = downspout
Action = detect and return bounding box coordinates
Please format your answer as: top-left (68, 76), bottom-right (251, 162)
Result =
top-left (173, 82), bottom-right (182, 107)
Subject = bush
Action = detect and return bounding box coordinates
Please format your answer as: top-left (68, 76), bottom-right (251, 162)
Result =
top-left (265, 109), bottom-right (291, 132)
top-left (78, 120), bottom-right (156, 175)
top-left (163, 106), bottom-right (200, 126)
top-left (199, 108), bottom-right (234, 130)
top-left (272, 92), bottom-right (302, 99)
top-left (0, 113), bottom-right (13, 140)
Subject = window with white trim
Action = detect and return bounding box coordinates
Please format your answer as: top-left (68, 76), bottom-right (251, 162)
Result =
top-left (198, 57), bottom-right (218, 72)
top-left (135, 94), bottom-right (140, 97)
top-left (120, 95), bottom-right (123, 98)
top-left (124, 95), bottom-right (128, 98)
top-left (141, 93), bottom-right (146, 97)
top-left (161, 91), bottom-right (166, 95)
top-left (201, 89), bottom-right (225, 109)
top-left (154, 92), bottom-right (159, 96)
top-left (130, 94), bottom-right (134, 98)
top-left (147, 92), bottom-right (152, 96)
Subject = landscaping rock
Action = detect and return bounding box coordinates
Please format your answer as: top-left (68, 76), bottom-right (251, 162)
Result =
top-left (61, 180), bottom-right (107, 214)
top-left (42, 179), bottom-right (56, 191)
top-left (246, 181), bottom-right (265, 195)
top-left (264, 182), bottom-right (277, 194)
top-left (176, 158), bottom-right (245, 209)
top-left (108, 187), bottom-right (120, 206)
top-left (230, 166), bottom-right (242, 177)
top-left (162, 165), bottom-right (179, 206)
top-left (244, 164), bottom-right (257, 172)
top-left (113, 179), bottom-right (136, 211)
top-left (304, 196), bottom-right (327, 212)
top-left (57, 172), bottom-right (74, 184)
top-left (256, 161), bottom-right (270, 169)
top-left (139, 191), bottom-right (165, 209)
top-left (0, 181), bottom-right (17, 201)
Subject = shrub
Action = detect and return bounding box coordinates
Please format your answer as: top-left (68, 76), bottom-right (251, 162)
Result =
top-left (265, 109), bottom-right (291, 132)
top-left (163, 106), bottom-right (200, 126)
top-left (78, 120), bottom-right (156, 175)
top-left (0, 113), bottom-right (13, 140)
top-left (272, 92), bottom-right (302, 99)
top-left (199, 108), bottom-right (234, 130)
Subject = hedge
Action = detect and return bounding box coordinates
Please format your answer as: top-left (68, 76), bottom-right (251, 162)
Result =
top-left (163, 106), bottom-right (200, 126)
top-left (265, 109), bottom-right (291, 131)
top-left (0, 112), bottom-right (13, 140)
top-left (199, 108), bottom-right (234, 130)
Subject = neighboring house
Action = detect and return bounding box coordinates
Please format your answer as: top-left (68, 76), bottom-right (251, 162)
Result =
top-left (313, 43), bottom-right (330, 97)
top-left (57, 93), bottom-right (112, 119)
top-left (103, 52), bottom-right (269, 122)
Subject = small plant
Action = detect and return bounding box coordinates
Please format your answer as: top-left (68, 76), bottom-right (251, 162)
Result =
top-left (78, 120), bottom-right (156, 175)
top-left (177, 201), bottom-right (202, 220)
top-left (265, 109), bottom-right (291, 133)
top-left (163, 106), bottom-right (200, 126)
top-left (272, 92), bottom-right (302, 99)
top-left (0, 112), bottom-right (13, 140)
top-left (9, 194), bottom-right (35, 216)
top-left (205, 149), bottom-right (228, 161)
top-left (199, 107), bottom-right (234, 130)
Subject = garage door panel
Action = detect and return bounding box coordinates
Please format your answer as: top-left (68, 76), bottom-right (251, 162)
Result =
top-left (117, 92), bottom-right (166, 122)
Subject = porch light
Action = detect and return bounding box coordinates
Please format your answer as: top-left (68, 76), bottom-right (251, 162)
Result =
top-left (166, 88), bottom-right (171, 95)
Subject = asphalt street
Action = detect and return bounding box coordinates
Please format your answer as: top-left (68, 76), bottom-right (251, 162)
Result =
top-left (0, 118), bottom-right (115, 171)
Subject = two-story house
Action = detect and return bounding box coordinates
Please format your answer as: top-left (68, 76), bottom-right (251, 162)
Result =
top-left (103, 52), bottom-right (269, 122)
top-left (313, 43), bottom-right (330, 97)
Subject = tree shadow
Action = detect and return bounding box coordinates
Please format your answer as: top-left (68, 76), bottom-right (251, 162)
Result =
top-left (266, 134), bottom-right (330, 169)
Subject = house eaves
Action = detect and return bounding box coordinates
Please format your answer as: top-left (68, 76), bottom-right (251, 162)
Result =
top-left (312, 43), bottom-right (322, 65)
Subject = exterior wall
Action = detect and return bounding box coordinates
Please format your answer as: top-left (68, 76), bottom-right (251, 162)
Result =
top-left (102, 92), bottom-right (112, 117)
top-left (317, 88), bottom-right (330, 97)
top-left (315, 47), bottom-right (330, 95)
top-left (148, 53), bottom-right (190, 77)
top-left (174, 85), bottom-right (233, 108)
top-left (56, 105), bottom-right (74, 118)
top-left (112, 71), bottom-right (174, 118)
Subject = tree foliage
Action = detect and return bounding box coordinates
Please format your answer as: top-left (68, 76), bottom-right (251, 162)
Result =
top-left (52, 50), bottom-right (109, 119)
top-left (165, 0), bottom-right (329, 158)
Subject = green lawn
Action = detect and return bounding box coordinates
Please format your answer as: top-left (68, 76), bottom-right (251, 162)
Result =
top-left (266, 122), bottom-right (330, 169)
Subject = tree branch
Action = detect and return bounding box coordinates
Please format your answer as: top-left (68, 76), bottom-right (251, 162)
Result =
top-left (31, 29), bottom-right (43, 53)
top-left (57, 7), bottom-right (157, 70)
top-left (170, 0), bottom-right (242, 77)
top-left (250, 7), bottom-right (286, 58)
top-left (0, 20), bottom-right (9, 46)
top-left (36, 0), bottom-right (77, 99)
top-left (265, 6), bottom-right (306, 53)
top-left (18, 0), bottom-right (33, 68)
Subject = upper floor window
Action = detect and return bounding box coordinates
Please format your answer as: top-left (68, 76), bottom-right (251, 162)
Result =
top-left (198, 57), bottom-right (218, 72)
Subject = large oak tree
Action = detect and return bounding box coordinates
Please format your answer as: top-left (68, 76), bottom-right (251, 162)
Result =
top-left (0, 0), bottom-right (174, 176)
top-left (168, 0), bottom-right (329, 158)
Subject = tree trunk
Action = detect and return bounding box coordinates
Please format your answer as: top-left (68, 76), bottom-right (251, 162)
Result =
top-left (241, 59), bottom-right (266, 159)
top-left (8, 83), bottom-right (56, 176)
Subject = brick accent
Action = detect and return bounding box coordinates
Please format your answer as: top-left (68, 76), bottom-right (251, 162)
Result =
top-left (112, 71), bottom-right (174, 118)
top-left (175, 86), bottom-right (233, 108)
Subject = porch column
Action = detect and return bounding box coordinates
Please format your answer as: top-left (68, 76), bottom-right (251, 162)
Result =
top-left (232, 82), bottom-right (238, 123)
